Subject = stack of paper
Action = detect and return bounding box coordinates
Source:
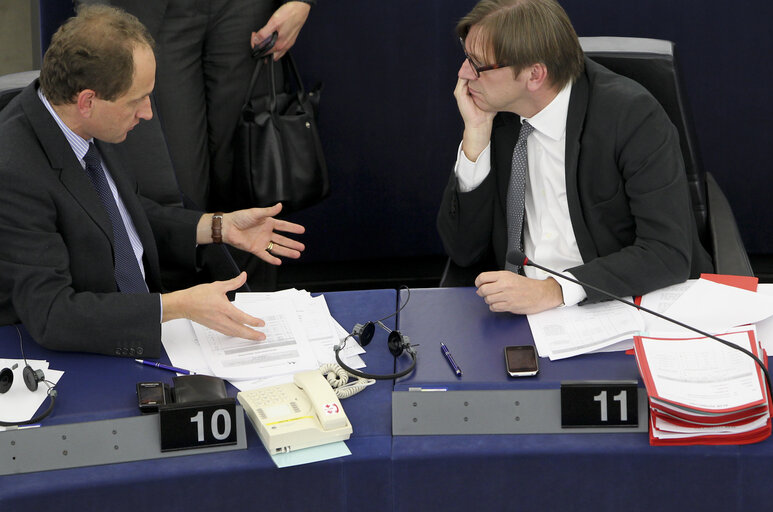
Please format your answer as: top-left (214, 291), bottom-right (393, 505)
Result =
top-left (527, 274), bottom-right (773, 360)
top-left (633, 328), bottom-right (771, 445)
top-left (528, 299), bottom-right (644, 359)
top-left (161, 289), bottom-right (366, 390)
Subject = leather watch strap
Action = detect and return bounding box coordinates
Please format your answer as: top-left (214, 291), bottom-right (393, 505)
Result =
top-left (211, 213), bottom-right (224, 244)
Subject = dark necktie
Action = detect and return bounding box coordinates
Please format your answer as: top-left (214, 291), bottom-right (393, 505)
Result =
top-left (83, 143), bottom-right (148, 293)
top-left (505, 121), bottom-right (535, 274)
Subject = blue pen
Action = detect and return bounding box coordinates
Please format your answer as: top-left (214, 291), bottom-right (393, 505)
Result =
top-left (440, 342), bottom-right (462, 377)
top-left (135, 359), bottom-right (196, 375)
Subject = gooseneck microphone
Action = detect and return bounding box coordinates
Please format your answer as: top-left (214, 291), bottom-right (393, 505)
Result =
top-left (506, 249), bottom-right (772, 393)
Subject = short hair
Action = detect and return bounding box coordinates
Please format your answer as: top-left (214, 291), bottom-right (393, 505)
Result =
top-left (40, 4), bottom-right (155, 105)
top-left (457, 0), bottom-right (584, 88)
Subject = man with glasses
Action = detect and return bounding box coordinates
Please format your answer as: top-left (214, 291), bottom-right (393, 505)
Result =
top-left (437, 0), bottom-right (711, 314)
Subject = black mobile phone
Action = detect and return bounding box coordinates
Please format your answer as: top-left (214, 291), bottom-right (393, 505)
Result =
top-left (136, 381), bottom-right (169, 413)
top-left (504, 345), bottom-right (539, 377)
top-left (253, 31), bottom-right (278, 58)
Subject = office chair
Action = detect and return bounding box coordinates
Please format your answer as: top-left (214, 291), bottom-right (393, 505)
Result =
top-left (579, 36), bottom-right (752, 277)
top-left (0, 70), bottom-right (40, 111)
top-left (439, 36), bottom-right (752, 286)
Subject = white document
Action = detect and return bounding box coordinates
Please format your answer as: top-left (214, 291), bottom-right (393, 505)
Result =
top-left (192, 298), bottom-right (318, 380)
top-left (0, 359), bottom-right (63, 427)
top-left (657, 279), bottom-right (773, 335)
top-left (639, 280), bottom-right (696, 332)
top-left (754, 283), bottom-right (773, 354)
top-left (161, 319), bottom-right (213, 375)
top-left (162, 290), bottom-right (370, 385)
top-left (236, 290), bottom-right (365, 365)
top-left (527, 299), bottom-right (644, 360)
top-left (652, 414), bottom-right (769, 438)
top-left (638, 329), bottom-right (764, 411)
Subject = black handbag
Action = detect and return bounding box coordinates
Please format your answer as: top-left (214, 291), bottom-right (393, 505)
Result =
top-left (233, 52), bottom-right (329, 213)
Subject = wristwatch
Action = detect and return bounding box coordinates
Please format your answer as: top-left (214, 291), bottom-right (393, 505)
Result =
top-left (211, 213), bottom-right (224, 244)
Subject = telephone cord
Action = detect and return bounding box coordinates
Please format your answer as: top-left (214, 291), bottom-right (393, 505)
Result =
top-left (319, 363), bottom-right (375, 399)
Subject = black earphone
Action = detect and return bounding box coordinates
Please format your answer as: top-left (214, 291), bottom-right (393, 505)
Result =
top-left (0, 325), bottom-right (57, 427)
top-left (334, 287), bottom-right (417, 380)
top-left (0, 363), bottom-right (45, 393)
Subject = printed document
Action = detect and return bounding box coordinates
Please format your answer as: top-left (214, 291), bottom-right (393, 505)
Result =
top-left (527, 299), bottom-right (644, 360)
top-left (192, 298), bottom-right (317, 380)
top-left (642, 279), bottom-right (773, 335)
top-left (161, 289), bottom-right (367, 386)
top-left (635, 329), bottom-right (764, 411)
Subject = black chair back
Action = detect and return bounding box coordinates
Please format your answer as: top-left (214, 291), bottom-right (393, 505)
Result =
top-left (0, 71), bottom-right (40, 111)
top-left (579, 37), bottom-right (708, 248)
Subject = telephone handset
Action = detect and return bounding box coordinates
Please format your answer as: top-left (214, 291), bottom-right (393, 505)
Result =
top-left (237, 369), bottom-right (352, 454)
top-left (294, 370), bottom-right (347, 430)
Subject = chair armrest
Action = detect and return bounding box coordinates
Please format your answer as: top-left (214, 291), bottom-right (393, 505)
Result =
top-left (706, 172), bottom-right (754, 276)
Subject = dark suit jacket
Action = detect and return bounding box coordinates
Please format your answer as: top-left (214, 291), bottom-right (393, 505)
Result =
top-left (437, 58), bottom-right (713, 302)
top-left (0, 82), bottom-right (203, 357)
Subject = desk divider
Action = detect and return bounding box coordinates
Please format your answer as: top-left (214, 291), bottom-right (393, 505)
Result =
top-left (392, 388), bottom-right (648, 435)
top-left (0, 406), bottom-right (247, 475)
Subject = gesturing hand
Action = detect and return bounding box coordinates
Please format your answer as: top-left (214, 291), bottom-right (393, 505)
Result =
top-left (223, 203), bottom-right (306, 265)
top-left (162, 272), bottom-right (267, 341)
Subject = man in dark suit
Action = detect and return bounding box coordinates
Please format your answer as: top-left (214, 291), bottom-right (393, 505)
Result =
top-left (437, 0), bottom-right (712, 315)
top-left (0, 5), bottom-right (305, 358)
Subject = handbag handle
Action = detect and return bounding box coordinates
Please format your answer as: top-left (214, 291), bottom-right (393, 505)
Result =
top-left (241, 52), bottom-right (307, 115)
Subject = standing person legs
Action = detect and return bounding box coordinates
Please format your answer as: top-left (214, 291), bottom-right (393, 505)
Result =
top-left (152, 0), bottom-right (212, 210)
top-left (203, 0), bottom-right (278, 291)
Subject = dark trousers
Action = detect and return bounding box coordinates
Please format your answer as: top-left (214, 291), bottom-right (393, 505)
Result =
top-left (153, 0), bottom-right (276, 211)
top-left (154, 0), bottom-right (280, 292)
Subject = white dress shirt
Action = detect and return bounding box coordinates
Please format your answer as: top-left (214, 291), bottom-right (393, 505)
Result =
top-left (38, 89), bottom-right (149, 286)
top-left (454, 82), bottom-right (587, 306)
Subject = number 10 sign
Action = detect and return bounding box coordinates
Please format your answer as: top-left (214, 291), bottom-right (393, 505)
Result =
top-left (159, 398), bottom-right (238, 451)
top-left (560, 381), bottom-right (639, 428)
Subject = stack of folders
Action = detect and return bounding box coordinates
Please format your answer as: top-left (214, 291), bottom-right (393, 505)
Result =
top-left (634, 328), bottom-right (771, 446)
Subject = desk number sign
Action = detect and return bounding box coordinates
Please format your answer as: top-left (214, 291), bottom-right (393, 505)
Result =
top-left (159, 398), bottom-right (238, 452)
top-left (560, 381), bottom-right (639, 428)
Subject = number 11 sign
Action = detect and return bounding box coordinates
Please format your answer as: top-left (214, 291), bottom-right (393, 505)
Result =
top-left (560, 381), bottom-right (640, 428)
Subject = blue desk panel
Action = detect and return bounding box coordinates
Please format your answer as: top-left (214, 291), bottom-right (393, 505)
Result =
top-left (392, 287), bottom-right (770, 512)
top-left (396, 287), bottom-right (642, 390)
top-left (0, 289), bottom-right (396, 512)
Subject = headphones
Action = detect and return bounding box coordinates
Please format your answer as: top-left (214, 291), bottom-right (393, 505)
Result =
top-left (334, 287), bottom-right (417, 380)
top-left (0, 325), bottom-right (57, 427)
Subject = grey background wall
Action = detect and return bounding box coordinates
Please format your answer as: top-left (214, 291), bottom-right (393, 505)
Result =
top-left (0, 0), bottom-right (36, 75)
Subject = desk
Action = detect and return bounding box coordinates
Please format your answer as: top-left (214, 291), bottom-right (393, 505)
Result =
top-left (4, 287), bottom-right (772, 512)
top-left (0, 289), bottom-right (397, 512)
top-left (393, 287), bottom-right (768, 512)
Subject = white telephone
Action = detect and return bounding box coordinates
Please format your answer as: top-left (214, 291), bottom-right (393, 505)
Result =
top-left (237, 369), bottom-right (352, 454)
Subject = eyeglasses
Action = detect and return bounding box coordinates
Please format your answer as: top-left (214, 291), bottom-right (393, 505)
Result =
top-left (459, 37), bottom-right (507, 78)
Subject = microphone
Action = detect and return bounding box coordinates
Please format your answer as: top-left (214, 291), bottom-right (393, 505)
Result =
top-left (506, 249), bottom-right (772, 392)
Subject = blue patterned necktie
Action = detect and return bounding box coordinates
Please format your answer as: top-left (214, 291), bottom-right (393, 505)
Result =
top-left (83, 143), bottom-right (148, 293)
top-left (505, 121), bottom-right (535, 274)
